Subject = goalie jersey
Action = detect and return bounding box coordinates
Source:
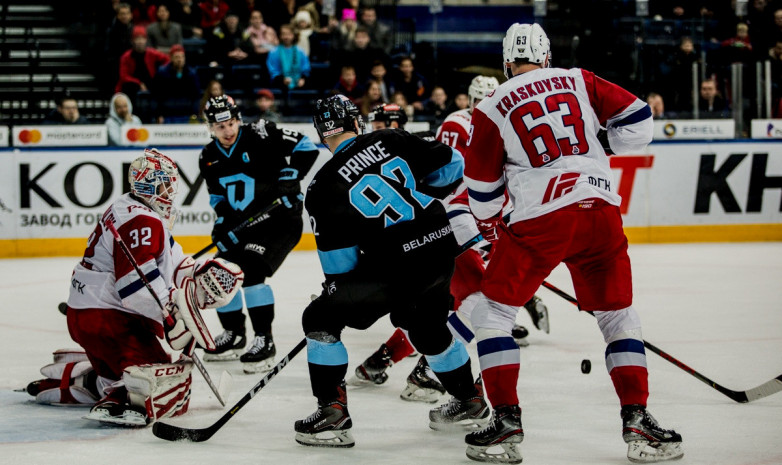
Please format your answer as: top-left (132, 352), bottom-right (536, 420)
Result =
top-left (305, 129), bottom-right (464, 281)
top-left (67, 193), bottom-right (186, 326)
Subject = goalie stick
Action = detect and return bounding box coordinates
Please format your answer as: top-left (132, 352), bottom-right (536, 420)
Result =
top-left (193, 198), bottom-right (283, 259)
top-left (540, 280), bottom-right (782, 403)
top-left (105, 220), bottom-right (232, 407)
top-left (153, 338), bottom-right (307, 442)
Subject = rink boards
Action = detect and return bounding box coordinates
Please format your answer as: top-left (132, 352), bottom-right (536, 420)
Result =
top-left (0, 139), bottom-right (780, 257)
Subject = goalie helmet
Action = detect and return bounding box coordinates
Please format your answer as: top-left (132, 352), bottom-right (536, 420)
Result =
top-left (367, 103), bottom-right (407, 128)
top-left (128, 148), bottom-right (179, 225)
top-left (468, 75), bottom-right (499, 111)
top-left (312, 94), bottom-right (364, 142)
top-left (502, 23), bottom-right (551, 79)
top-left (203, 94), bottom-right (241, 124)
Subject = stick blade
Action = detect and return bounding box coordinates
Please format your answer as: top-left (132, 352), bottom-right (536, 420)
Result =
top-left (152, 421), bottom-right (215, 442)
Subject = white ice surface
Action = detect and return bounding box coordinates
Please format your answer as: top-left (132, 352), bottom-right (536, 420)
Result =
top-left (1, 243), bottom-right (781, 465)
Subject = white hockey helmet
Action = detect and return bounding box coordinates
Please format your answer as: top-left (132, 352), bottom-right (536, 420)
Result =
top-left (128, 148), bottom-right (179, 226)
top-left (502, 22), bottom-right (551, 79)
top-left (468, 75), bottom-right (499, 110)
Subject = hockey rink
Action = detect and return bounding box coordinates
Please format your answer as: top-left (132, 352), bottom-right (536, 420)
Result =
top-left (1, 242), bottom-right (781, 465)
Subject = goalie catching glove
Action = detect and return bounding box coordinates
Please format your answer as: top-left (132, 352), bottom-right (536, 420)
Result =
top-left (173, 257), bottom-right (244, 309)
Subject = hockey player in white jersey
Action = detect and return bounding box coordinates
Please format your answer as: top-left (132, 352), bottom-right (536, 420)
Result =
top-left (25, 149), bottom-right (243, 426)
top-left (462, 23), bottom-right (683, 463)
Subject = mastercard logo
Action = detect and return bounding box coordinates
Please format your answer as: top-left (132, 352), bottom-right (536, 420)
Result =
top-left (18, 129), bottom-right (42, 144)
top-left (127, 128), bottom-right (150, 142)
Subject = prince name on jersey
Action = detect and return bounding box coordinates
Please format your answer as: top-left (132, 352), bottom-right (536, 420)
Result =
top-left (306, 129), bottom-right (464, 275)
top-left (199, 119), bottom-right (318, 220)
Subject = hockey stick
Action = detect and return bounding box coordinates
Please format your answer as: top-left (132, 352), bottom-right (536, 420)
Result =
top-left (152, 338), bottom-right (307, 442)
top-left (540, 280), bottom-right (782, 403)
top-left (192, 198), bottom-right (283, 259)
top-left (105, 220), bottom-right (231, 407)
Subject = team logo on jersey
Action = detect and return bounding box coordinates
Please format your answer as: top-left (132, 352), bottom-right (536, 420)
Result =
top-left (242, 152), bottom-right (250, 163)
top-left (245, 243), bottom-right (266, 255)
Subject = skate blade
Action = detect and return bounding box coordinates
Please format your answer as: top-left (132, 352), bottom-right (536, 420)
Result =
top-left (627, 440), bottom-right (684, 463)
top-left (295, 429), bottom-right (355, 448)
top-left (429, 415), bottom-right (490, 432)
top-left (201, 350), bottom-right (241, 362)
top-left (242, 358), bottom-right (275, 374)
top-left (399, 384), bottom-right (444, 403)
top-left (466, 443), bottom-right (523, 464)
top-left (346, 374), bottom-right (376, 387)
top-left (83, 411), bottom-right (148, 427)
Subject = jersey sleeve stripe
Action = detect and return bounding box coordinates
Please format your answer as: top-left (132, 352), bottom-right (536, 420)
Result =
top-left (209, 194), bottom-right (226, 209)
top-left (467, 183), bottom-right (505, 203)
top-left (317, 245), bottom-right (360, 275)
top-left (422, 148), bottom-right (465, 187)
top-left (612, 105), bottom-right (652, 128)
top-left (447, 208), bottom-right (472, 221)
top-left (293, 136), bottom-right (318, 152)
top-left (117, 266), bottom-right (161, 299)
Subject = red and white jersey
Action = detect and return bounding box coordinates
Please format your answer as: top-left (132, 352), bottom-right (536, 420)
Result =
top-left (67, 193), bottom-right (187, 325)
top-left (436, 109), bottom-right (472, 155)
top-left (464, 67), bottom-right (653, 223)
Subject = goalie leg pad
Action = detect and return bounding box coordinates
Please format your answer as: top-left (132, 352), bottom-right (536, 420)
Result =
top-left (31, 349), bottom-right (99, 405)
top-left (172, 277), bottom-right (216, 351)
top-left (123, 360), bottom-right (193, 422)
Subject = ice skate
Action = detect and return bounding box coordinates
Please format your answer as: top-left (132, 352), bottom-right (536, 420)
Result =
top-left (511, 324), bottom-right (530, 347)
top-left (294, 385), bottom-right (354, 448)
top-left (400, 355), bottom-right (446, 403)
top-left (429, 377), bottom-right (490, 431)
top-left (465, 405), bottom-right (524, 464)
top-left (241, 333), bottom-right (276, 373)
top-left (83, 400), bottom-right (148, 427)
top-left (621, 405), bottom-right (683, 463)
top-left (202, 329), bottom-right (246, 361)
top-left (523, 295), bottom-right (549, 334)
top-left (352, 343), bottom-right (392, 385)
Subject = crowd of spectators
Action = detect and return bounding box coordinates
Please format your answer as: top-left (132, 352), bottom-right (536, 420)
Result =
top-left (41, 0), bottom-right (782, 131)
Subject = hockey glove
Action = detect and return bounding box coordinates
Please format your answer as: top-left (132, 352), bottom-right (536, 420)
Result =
top-left (212, 216), bottom-right (240, 252)
top-left (475, 215), bottom-right (504, 243)
top-left (281, 192), bottom-right (304, 208)
top-left (278, 167), bottom-right (299, 181)
top-left (193, 258), bottom-right (244, 308)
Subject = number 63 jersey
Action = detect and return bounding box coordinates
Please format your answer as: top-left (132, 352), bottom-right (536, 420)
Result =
top-left (67, 193), bottom-right (186, 326)
top-left (465, 67), bottom-right (653, 223)
top-left (305, 129), bottom-right (464, 279)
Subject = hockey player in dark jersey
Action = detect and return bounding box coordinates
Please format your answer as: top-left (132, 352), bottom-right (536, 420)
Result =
top-left (199, 94), bottom-right (319, 373)
top-left (293, 94), bottom-right (489, 449)
top-left (353, 103), bottom-right (551, 403)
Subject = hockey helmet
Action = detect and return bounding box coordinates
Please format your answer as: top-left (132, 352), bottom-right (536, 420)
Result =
top-left (502, 23), bottom-right (550, 79)
top-left (203, 94), bottom-right (241, 124)
top-left (312, 94), bottom-right (364, 142)
top-left (128, 148), bottom-right (179, 226)
top-left (367, 103), bottom-right (407, 128)
top-left (468, 75), bottom-right (499, 110)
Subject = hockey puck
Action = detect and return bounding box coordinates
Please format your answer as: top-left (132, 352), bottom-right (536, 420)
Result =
top-left (581, 359), bottom-right (591, 374)
top-left (58, 302), bottom-right (68, 315)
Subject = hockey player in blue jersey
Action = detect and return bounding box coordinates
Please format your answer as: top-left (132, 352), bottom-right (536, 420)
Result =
top-left (199, 94), bottom-right (319, 373)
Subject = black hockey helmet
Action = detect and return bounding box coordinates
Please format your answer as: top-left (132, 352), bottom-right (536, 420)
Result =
top-left (203, 94), bottom-right (241, 124)
top-left (312, 94), bottom-right (364, 141)
top-left (367, 103), bottom-right (407, 127)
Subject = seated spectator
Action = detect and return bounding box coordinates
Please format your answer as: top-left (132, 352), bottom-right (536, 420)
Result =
top-left (199, 79), bottom-right (224, 119)
top-left (646, 92), bottom-right (668, 119)
top-left (297, 0), bottom-right (329, 33)
top-left (42, 95), bottom-right (90, 125)
top-left (719, 22), bottom-right (754, 65)
top-left (146, 3), bottom-right (184, 53)
top-left (104, 3), bottom-right (134, 92)
top-left (330, 8), bottom-right (358, 52)
top-left (331, 65), bottom-right (364, 103)
top-left (359, 79), bottom-right (385, 117)
top-left (115, 26), bottom-right (170, 101)
top-left (242, 10), bottom-right (278, 64)
top-left (206, 11), bottom-right (249, 67)
top-left (169, 0), bottom-right (203, 38)
top-left (698, 79), bottom-right (730, 118)
top-left (267, 24), bottom-right (310, 91)
top-left (106, 92), bottom-right (142, 145)
top-left (152, 44), bottom-right (201, 122)
top-left (358, 6), bottom-right (391, 54)
top-left (367, 59), bottom-right (391, 102)
top-left (447, 92), bottom-right (469, 114)
top-left (389, 56), bottom-right (429, 112)
top-left (244, 88), bottom-right (282, 123)
top-left (198, 0), bottom-right (229, 35)
top-left (292, 10), bottom-right (314, 57)
top-left (332, 26), bottom-right (388, 84)
top-left (391, 90), bottom-right (414, 119)
top-left (419, 86), bottom-right (449, 127)
top-left (130, 0), bottom-right (156, 27)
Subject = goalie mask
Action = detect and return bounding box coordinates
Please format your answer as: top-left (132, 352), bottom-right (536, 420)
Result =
top-left (502, 22), bottom-right (551, 79)
top-left (129, 149), bottom-right (179, 227)
top-left (367, 103), bottom-right (407, 129)
top-left (312, 94), bottom-right (364, 143)
top-left (203, 94), bottom-right (241, 124)
top-left (468, 75), bottom-right (499, 111)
